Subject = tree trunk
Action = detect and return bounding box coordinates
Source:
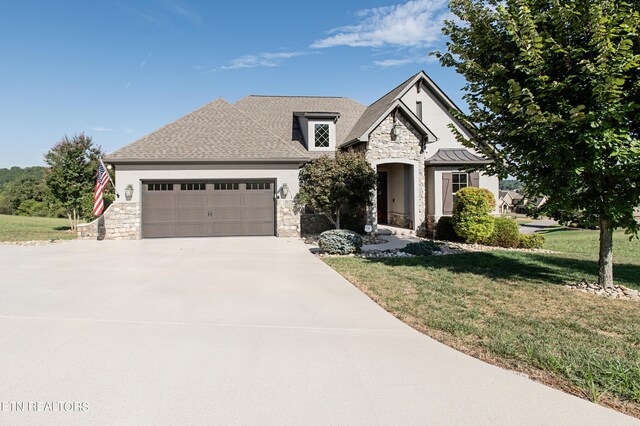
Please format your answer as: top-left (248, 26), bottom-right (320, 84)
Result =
top-left (67, 211), bottom-right (73, 231)
top-left (598, 218), bottom-right (614, 289)
top-left (335, 209), bottom-right (341, 229)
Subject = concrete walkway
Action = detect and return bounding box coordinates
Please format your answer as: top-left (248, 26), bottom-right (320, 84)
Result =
top-left (0, 238), bottom-right (636, 425)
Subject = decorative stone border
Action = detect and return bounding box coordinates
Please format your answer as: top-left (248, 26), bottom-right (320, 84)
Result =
top-left (565, 280), bottom-right (640, 301)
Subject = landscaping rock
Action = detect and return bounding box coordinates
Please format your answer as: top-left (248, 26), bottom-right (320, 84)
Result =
top-left (0, 239), bottom-right (70, 247)
top-left (564, 279), bottom-right (640, 301)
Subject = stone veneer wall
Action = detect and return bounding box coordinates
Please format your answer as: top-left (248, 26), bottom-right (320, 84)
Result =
top-left (365, 114), bottom-right (427, 236)
top-left (78, 202), bottom-right (141, 240)
top-left (276, 199), bottom-right (300, 237)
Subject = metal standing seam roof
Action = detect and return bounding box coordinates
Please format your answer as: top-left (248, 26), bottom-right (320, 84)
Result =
top-left (424, 148), bottom-right (491, 164)
top-left (105, 98), bottom-right (310, 163)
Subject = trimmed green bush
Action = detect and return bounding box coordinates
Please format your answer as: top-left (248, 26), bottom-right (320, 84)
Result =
top-left (452, 187), bottom-right (496, 243)
top-left (518, 233), bottom-right (545, 249)
top-left (400, 241), bottom-right (442, 256)
top-left (319, 229), bottom-right (363, 254)
top-left (436, 216), bottom-right (464, 241)
top-left (489, 217), bottom-right (520, 248)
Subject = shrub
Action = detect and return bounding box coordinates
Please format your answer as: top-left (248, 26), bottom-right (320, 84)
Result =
top-left (16, 199), bottom-right (49, 217)
top-left (452, 187), bottom-right (496, 243)
top-left (318, 229), bottom-right (363, 254)
top-left (489, 217), bottom-right (520, 248)
top-left (400, 241), bottom-right (442, 256)
top-left (435, 216), bottom-right (463, 241)
top-left (518, 234), bottom-right (545, 249)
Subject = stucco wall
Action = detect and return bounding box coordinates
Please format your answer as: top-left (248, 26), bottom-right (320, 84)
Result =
top-left (429, 166), bottom-right (500, 217)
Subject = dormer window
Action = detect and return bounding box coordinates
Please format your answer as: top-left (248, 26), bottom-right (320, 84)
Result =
top-left (294, 111), bottom-right (340, 152)
top-left (314, 123), bottom-right (330, 148)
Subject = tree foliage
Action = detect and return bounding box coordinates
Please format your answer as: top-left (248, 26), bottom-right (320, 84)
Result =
top-left (298, 151), bottom-right (377, 229)
top-left (44, 134), bottom-right (107, 230)
top-left (452, 187), bottom-right (496, 243)
top-left (439, 0), bottom-right (640, 287)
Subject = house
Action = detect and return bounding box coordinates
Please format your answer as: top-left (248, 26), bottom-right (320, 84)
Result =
top-left (79, 71), bottom-right (499, 240)
top-left (498, 190), bottom-right (525, 214)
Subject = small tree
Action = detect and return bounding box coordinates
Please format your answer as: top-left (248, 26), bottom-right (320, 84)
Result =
top-left (298, 151), bottom-right (377, 229)
top-left (439, 0), bottom-right (640, 288)
top-left (452, 187), bottom-right (496, 243)
top-left (44, 134), bottom-right (106, 231)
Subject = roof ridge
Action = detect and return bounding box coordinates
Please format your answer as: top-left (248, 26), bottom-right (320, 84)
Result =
top-left (245, 95), bottom-right (349, 99)
top-left (367, 71), bottom-right (422, 107)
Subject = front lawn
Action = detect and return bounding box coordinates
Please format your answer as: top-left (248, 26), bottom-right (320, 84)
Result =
top-left (543, 228), bottom-right (640, 265)
top-left (324, 239), bottom-right (640, 417)
top-left (0, 214), bottom-right (76, 242)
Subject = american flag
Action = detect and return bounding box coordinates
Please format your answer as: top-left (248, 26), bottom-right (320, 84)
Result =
top-left (92, 161), bottom-right (110, 216)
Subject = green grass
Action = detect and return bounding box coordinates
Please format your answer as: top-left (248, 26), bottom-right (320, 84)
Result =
top-left (543, 228), bottom-right (640, 265)
top-left (324, 240), bottom-right (640, 417)
top-left (0, 214), bottom-right (76, 241)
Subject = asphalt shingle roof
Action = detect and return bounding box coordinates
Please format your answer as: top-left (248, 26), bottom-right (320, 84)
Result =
top-left (233, 95), bottom-right (367, 151)
top-left (105, 98), bottom-right (310, 162)
top-left (343, 72), bottom-right (421, 146)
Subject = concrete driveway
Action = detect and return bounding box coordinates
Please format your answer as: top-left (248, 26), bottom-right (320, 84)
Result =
top-left (0, 238), bottom-right (636, 425)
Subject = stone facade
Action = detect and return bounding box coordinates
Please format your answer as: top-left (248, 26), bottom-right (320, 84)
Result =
top-left (276, 199), bottom-right (301, 237)
top-left (78, 202), bottom-right (141, 240)
top-left (366, 114), bottom-right (427, 236)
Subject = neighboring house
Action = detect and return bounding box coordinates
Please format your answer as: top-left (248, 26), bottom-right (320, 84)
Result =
top-left (498, 190), bottom-right (525, 214)
top-left (79, 71), bottom-right (499, 240)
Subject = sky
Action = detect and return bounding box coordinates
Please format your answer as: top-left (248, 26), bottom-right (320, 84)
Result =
top-left (0, 0), bottom-right (468, 168)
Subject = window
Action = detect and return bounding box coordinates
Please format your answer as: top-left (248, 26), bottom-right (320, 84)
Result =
top-left (314, 123), bottom-right (330, 148)
top-left (452, 173), bottom-right (468, 194)
top-left (246, 182), bottom-right (271, 190)
top-left (416, 101), bottom-right (423, 121)
top-left (180, 183), bottom-right (206, 191)
top-left (147, 183), bottom-right (173, 191)
top-left (213, 183), bottom-right (239, 191)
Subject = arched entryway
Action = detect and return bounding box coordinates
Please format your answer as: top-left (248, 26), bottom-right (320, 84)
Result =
top-left (370, 159), bottom-right (420, 232)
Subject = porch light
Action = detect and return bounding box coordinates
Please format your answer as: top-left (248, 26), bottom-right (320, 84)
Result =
top-left (280, 183), bottom-right (290, 199)
top-left (125, 184), bottom-right (134, 201)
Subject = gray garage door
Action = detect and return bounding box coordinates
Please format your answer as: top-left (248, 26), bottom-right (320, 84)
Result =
top-left (141, 181), bottom-right (275, 238)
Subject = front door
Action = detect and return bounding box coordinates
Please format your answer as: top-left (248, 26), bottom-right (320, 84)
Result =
top-left (377, 172), bottom-right (388, 224)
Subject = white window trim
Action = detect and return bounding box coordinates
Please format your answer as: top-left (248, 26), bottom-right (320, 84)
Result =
top-left (307, 119), bottom-right (336, 152)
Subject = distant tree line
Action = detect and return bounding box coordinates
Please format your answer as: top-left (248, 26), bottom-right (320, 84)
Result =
top-left (499, 179), bottom-right (523, 192)
top-left (0, 134), bottom-right (114, 229)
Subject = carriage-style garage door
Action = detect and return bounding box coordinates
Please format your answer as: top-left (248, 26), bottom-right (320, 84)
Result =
top-left (141, 181), bottom-right (275, 238)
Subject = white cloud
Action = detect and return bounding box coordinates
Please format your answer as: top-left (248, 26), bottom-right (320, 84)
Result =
top-left (139, 52), bottom-right (152, 69)
top-left (213, 51), bottom-right (307, 71)
top-left (160, 0), bottom-right (202, 27)
top-left (311, 0), bottom-right (450, 49)
top-left (373, 54), bottom-right (438, 68)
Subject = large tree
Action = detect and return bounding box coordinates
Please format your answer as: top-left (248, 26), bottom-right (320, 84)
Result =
top-left (298, 151), bottom-right (377, 229)
top-left (438, 0), bottom-right (640, 288)
top-left (44, 134), bottom-right (106, 231)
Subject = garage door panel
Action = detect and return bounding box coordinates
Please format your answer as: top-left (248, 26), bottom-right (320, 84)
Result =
top-left (176, 223), bottom-right (210, 237)
top-left (243, 222), bottom-right (274, 235)
top-left (143, 223), bottom-right (177, 238)
top-left (142, 180), bottom-right (275, 238)
top-left (177, 195), bottom-right (208, 208)
top-left (177, 208), bottom-right (208, 221)
top-left (212, 208), bottom-right (243, 221)
top-left (210, 222), bottom-right (244, 236)
top-left (142, 209), bottom-right (179, 222)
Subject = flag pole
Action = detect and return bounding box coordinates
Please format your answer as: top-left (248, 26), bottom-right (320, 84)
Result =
top-left (99, 158), bottom-right (119, 198)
